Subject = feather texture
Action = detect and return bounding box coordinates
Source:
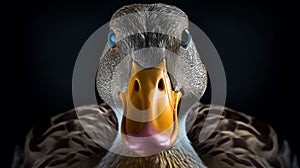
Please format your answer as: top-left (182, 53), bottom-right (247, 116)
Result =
top-left (13, 103), bottom-right (297, 168)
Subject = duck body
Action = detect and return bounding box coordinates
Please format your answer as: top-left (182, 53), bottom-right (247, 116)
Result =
top-left (14, 103), bottom-right (295, 168)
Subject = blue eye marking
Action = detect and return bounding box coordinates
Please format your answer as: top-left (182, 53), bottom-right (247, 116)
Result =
top-left (181, 28), bottom-right (191, 48)
top-left (108, 31), bottom-right (117, 49)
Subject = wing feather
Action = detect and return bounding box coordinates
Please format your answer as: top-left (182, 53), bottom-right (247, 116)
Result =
top-left (187, 104), bottom-right (286, 168)
top-left (19, 103), bottom-right (117, 168)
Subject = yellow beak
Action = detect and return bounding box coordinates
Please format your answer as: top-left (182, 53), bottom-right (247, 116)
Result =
top-left (119, 59), bottom-right (182, 156)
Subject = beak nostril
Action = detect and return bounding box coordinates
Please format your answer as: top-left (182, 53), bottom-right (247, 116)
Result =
top-left (158, 78), bottom-right (165, 91)
top-left (134, 79), bottom-right (140, 92)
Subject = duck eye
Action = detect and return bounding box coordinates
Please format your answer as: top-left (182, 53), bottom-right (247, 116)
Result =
top-left (108, 30), bottom-right (117, 50)
top-left (181, 28), bottom-right (190, 48)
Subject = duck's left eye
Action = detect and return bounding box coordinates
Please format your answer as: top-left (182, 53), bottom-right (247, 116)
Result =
top-left (181, 28), bottom-right (191, 48)
top-left (108, 30), bottom-right (117, 50)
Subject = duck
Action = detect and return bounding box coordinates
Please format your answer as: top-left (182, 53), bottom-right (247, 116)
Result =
top-left (13, 3), bottom-right (298, 168)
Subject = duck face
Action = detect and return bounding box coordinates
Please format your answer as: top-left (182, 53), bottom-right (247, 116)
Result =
top-left (96, 4), bottom-right (207, 157)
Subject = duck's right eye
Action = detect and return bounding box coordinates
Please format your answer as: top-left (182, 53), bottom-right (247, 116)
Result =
top-left (108, 31), bottom-right (117, 50)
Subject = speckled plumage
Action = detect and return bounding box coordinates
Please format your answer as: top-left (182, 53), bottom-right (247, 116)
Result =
top-left (14, 103), bottom-right (297, 167)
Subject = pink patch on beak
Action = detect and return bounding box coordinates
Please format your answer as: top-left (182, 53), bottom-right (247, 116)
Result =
top-left (123, 122), bottom-right (175, 157)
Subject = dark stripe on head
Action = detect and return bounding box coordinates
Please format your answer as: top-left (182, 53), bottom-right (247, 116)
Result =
top-left (111, 4), bottom-right (187, 21)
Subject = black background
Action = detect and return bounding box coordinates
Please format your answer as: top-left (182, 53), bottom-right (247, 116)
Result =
top-left (2, 0), bottom-right (297, 167)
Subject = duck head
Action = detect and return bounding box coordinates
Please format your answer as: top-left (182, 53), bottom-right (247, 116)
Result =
top-left (96, 3), bottom-right (207, 157)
